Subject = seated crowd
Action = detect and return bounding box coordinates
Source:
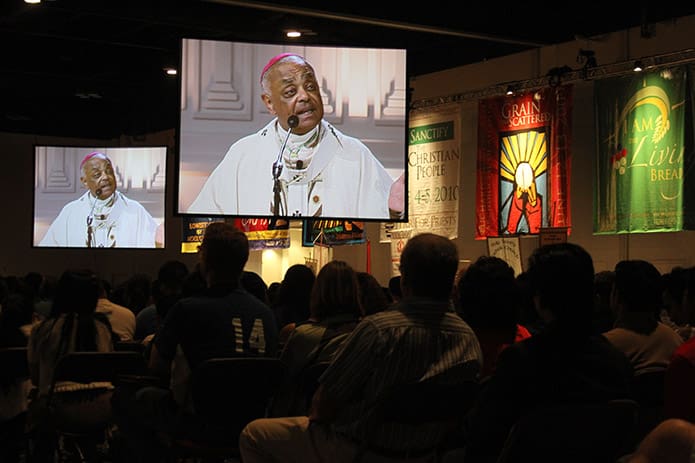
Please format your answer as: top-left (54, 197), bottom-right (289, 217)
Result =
top-left (2, 226), bottom-right (695, 462)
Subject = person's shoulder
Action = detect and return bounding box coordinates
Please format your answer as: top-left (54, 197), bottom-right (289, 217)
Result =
top-left (227, 121), bottom-right (275, 149)
top-left (118, 192), bottom-right (143, 208)
top-left (58, 192), bottom-right (89, 212)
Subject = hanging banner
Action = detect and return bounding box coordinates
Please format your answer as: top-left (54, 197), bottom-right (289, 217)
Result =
top-left (476, 85), bottom-right (573, 239)
top-left (594, 66), bottom-right (695, 234)
top-left (232, 218), bottom-right (290, 250)
top-left (180, 217), bottom-right (226, 253)
top-left (381, 104), bottom-right (461, 241)
top-left (302, 220), bottom-right (366, 247)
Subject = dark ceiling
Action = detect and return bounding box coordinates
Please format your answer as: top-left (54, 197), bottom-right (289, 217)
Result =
top-left (1, 0), bottom-right (694, 138)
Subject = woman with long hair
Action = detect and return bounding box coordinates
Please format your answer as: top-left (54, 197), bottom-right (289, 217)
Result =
top-left (270, 260), bottom-right (363, 417)
top-left (27, 269), bottom-right (116, 459)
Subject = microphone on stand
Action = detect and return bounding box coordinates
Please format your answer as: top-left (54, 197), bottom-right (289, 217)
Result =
top-left (86, 188), bottom-right (102, 247)
top-left (272, 115), bottom-right (299, 216)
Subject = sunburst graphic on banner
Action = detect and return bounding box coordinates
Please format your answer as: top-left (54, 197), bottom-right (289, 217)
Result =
top-left (500, 130), bottom-right (548, 188)
top-left (499, 130), bottom-right (549, 234)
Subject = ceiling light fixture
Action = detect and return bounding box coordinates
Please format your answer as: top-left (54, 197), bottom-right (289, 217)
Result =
top-left (633, 60), bottom-right (643, 72)
top-left (286, 30), bottom-right (302, 38)
top-left (164, 67), bottom-right (177, 76)
top-left (24, 0), bottom-right (41, 4)
top-left (505, 85), bottom-right (514, 96)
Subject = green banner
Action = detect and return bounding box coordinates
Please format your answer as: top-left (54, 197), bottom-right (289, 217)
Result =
top-left (409, 121), bottom-right (455, 146)
top-left (594, 66), bottom-right (690, 234)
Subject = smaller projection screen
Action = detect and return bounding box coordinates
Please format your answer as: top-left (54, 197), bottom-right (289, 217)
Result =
top-left (176, 38), bottom-right (408, 222)
top-left (33, 145), bottom-right (167, 249)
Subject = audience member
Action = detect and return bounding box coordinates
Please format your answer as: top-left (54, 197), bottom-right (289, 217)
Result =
top-left (270, 260), bottom-right (363, 417)
top-left (387, 275), bottom-right (402, 303)
top-left (112, 273), bottom-right (152, 316)
top-left (660, 266), bottom-right (692, 340)
top-left (273, 264), bottom-right (315, 344)
top-left (239, 232), bottom-right (483, 463)
top-left (456, 255), bottom-right (530, 378)
top-left (0, 287), bottom-right (35, 348)
top-left (0, 288), bottom-right (34, 430)
top-left (96, 278), bottom-right (136, 342)
top-left (664, 266), bottom-right (695, 422)
top-left (242, 270), bottom-right (270, 304)
top-left (27, 269), bottom-right (115, 460)
top-left (593, 270), bottom-right (616, 334)
top-left (266, 281), bottom-right (281, 308)
top-left (356, 271), bottom-right (390, 316)
top-left (182, 263), bottom-right (206, 297)
top-left (459, 243), bottom-right (634, 463)
top-left (514, 270), bottom-right (545, 335)
top-left (135, 260), bottom-right (189, 341)
top-left (603, 259), bottom-right (683, 375)
top-left (111, 222), bottom-right (278, 462)
top-left (624, 418), bottom-right (695, 463)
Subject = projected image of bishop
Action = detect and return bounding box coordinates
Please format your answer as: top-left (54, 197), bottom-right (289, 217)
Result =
top-left (188, 53), bottom-right (403, 220)
top-left (39, 152), bottom-right (160, 248)
top-left (499, 130), bottom-right (547, 235)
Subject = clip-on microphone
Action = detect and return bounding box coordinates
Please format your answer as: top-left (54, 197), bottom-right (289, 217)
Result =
top-left (272, 115), bottom-right (299, 216)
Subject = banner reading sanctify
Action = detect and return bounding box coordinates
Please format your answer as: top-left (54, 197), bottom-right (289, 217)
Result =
top-left (476, 85), bottom-right (573, 239)
top-left (405, 104), bottom-right (461, 239)
top-left (594, 66), bottom-right (695, 234)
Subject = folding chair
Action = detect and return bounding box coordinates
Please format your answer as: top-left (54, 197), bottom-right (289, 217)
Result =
top-left (47, 351), bottom-right (148, 462)
top-left (167, 357), bottom-right (286, 462)
top-left (353, 360), bottom-right (481, 463)
top-left (495, 399), bottom-right (639, 463)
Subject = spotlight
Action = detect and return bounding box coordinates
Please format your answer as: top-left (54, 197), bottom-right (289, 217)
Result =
top-left (506, 85), bottom-right (514, 96)
top-left (164, 67), bottom-right (177, 76)
top-left (633, 60), bottom-right (643, 72)
top-left (286, 30), bottom-right (302, 38)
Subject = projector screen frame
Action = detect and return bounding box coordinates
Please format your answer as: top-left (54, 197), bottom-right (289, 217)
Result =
top-left (174, 37), bottom-right (409, 223)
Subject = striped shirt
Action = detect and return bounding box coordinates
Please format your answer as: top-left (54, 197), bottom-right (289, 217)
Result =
top-left (320, 297), bottom-right (482, 451)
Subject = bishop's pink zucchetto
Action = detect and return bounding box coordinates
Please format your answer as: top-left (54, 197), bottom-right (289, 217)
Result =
top-left (260, 52), bottom-right (304, 84)
top-left (80, 152), bottom-right (109, 169)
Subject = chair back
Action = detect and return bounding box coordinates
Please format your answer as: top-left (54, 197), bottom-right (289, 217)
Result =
top-left (495, 399), bottom-right (639, 463)
top-left (114, 341), bottom-right (146, 355)
top-left (52, 351), bottom-right (148, 384)
top-left (353, 360), bottom-right (481, 461)
top-left (630, 369), bottom-right (666, 448)
top-left (190, 357), bottom-right (286, 434)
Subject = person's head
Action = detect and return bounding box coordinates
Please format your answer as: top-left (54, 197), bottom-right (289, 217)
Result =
top-left (457, 255), bottom-right (518, 334)
top-left (198, 222), bottom-right (249, 285)
top-left (241, 271), bottom-right (269, 304)
top-left (310, 261), bottom-right (362, 320)
top-left (662, 266), bottom-right (687, 323)
top-left (681, 266), bottom-right (695, 326)
top-left (399, 233), bottom-right (459, 301)
top-left (526, 242), bottom-right (595, 331)
top-left (80, 152), bottom-right (117, 200)
top-left (388, 275), bottom-right (402, 302)
top-left (266, 281), bottom-right (281, 307)
top-left (260, 53), bottom-right (324, 135)
top-left (276, 264), bottom-right (316, 324)
top-left (154, 260), bottom-right (190, 318)
top-left (612, 259), bottom-right (663, 318)
top-left (50, 269), bottom-right (100, 318)
top-left (356, 271), bottom-right (390, 316)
